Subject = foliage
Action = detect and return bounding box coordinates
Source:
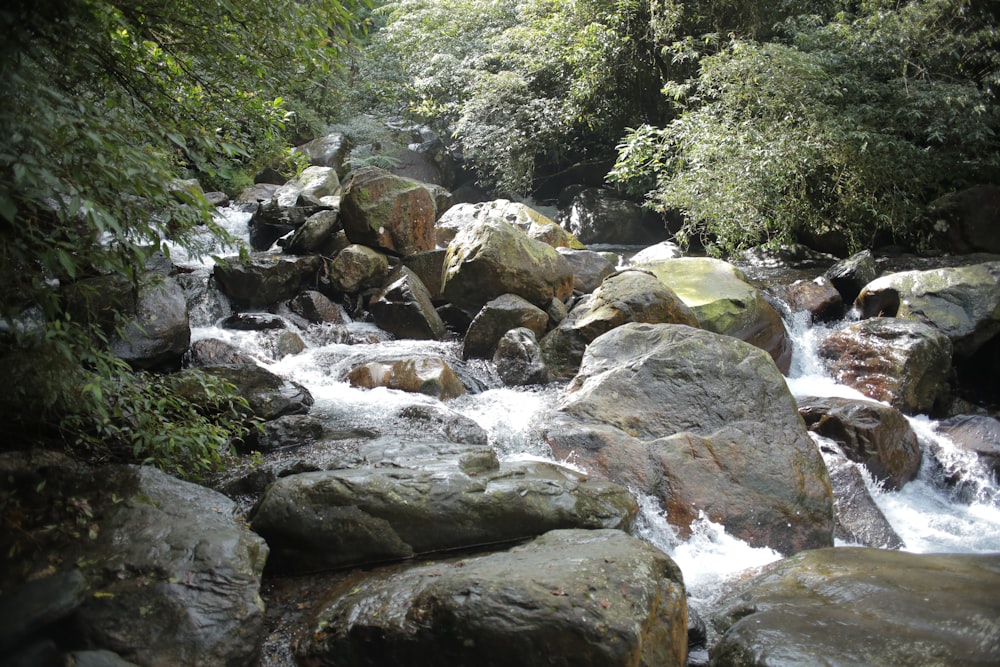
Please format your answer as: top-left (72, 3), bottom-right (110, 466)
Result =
top-left (372, 0), bottom-right (672, 193)
top-left (611, 0), bottom-right (1000, 254)
top-left (0, 0), bottom-right (366, 476)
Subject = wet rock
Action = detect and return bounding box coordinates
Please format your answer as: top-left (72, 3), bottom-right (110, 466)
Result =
top-left (326, 243), bottom-right (390, 294)
top-left (346, 356), bottom-right (465, 400)
top-left (557, 187), bottom-right (669, 245)
top-left (251, 443), bottom-right (640, 571)
top-left (798, 396), bottom-right (921, 490)
top-left (824, 249), bottom-right (878, 305)
top-left (442, 218), bottom-right (574, 315)
top-left (370, 266), bottom-right (447, 340)
top-left (557, 247), bottom-right (616, 294)
top-left (818, 317), bottom-right (953, 415)
top-left (401, 249), bottom-right (447, 301)
top-left (73, 466), bottom-right (267, 667)
top-left (274, 330), bottom-right (306, 359)
top-left (857, 261), bottom-right (1000, 358)
top-left (545, 323), bottom-right (834, 556)
top-left (175, 270), bottom-right (232, 328)
top-left (274, 166), bottom-right (340, 209)
top-left (175, 363), bottom-right (313, 421)
top-left (108, 273), bottom-right (190, 370)
top-left (281, 209), bottom-right (341, 255)
top-left (292, 529), bottom-right (686, 667)
top-left (289, 290), bottom-right (346, 324)
top-left (248, 199), bottom-right (319, 251)
top-left (462, 294), bottom-right (549, 360)
top-left (213, 253), bottom-right (321, 307)
top-left (340, 166), bottom-right (437, 256)
top-left (539, 270), bottom-right (700, 380)
top-left (0, 569), bottom-right (87, 654)
top-left (640, 257), bottom-right (792, 374)
top-left (936, 415), bottom-right (1000, 480)
top-left (186, 338), bottom-right (255, 367)
top-left (817, 445), bottom-right (904, 549)
top-left (494, 327), bottom-right (549, 386)
top-left (766, 276), bottom-right (843, 322)
top-left (221, 312), bottom-right (285, 331)
top-left (711, 548), bottom-right (1000, 667)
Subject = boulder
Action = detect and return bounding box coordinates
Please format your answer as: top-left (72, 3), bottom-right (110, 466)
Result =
top-left (436, 199), bottom-right (583, 249)
top-left (856, 261), bottom-right (1000, 358)
top-left (370, 266), bottom-right (447, 340)
top-left (711, 548), bottom-right (1000, 667)
top-left (0, 458), bottom-right (268, 667)
top-left (186, 338), bottom-right (255, 367)
top-left (401, 249), bottom-right (447, 301)
top-left (281, 209), bottom-right (341, 255)
top-left (557, 247), bottom-right (616, 294)
top-left (629, 241), bottom-right (684, 265)
top-left (340, 166), bottom-right (436, 256)
top-left (175, 270), bottom-right (232, 328)
top-left (292, 132), bottom-right (352, 175)
top-left (639, 257), bottom-right (792, 373)
top-left (346, 357), bottom-right (465, 400)
top-left (557, 187), bottom-right (669, 245)
top-left (326, 244), bottom-right (389, 294)
top-left (824, 249), bottom-right (878, 305)
top-left (172, 363), bottom-right (313, 421)
top-left (292, 529), bottom-right (687, 667)
top-left (441, 218), bottom-right (574, 314)
top-left (250, 438), bottom-right (639, 571)
top-left (821, 450), bottom-right (904, 549)
top-left (213, 253), bottom-right (321, 307)
top-left (108, 273), bottom-right (190, 370)
top-left (274, 165), bottom-right (340, 209)
top-left (766, 276), bottom-right (843, 322)
top-left (544, 323), bottom-right (834, 555)
top-left (220, 312), bottom-right (285, 331)
top-left (540, 270), bottom-right (700, 379)
top-left (936, 415), bottom-right (1000, 480)
top-left (818, 317), bottom-right (954, 415)
top-left (798, 396), bottom-right (922, 490)
top-left (925, 184), bottom-right (1000, 254)
top-left (462, 294), bottom-right (549, 360)
top-left (289, 290), bottom-right (346, 324)
top-left (494, 327), bottom-right (549, 386)
top-left (248, 199), bottom-right (318, 251)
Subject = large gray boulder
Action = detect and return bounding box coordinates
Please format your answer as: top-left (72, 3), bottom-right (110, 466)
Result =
top-left (369, 266), bottom-right (446, 340)
top-left (557, 187), bottom-right (669, 245)
top-left (711, 548), bottom-right (1000, 667)
top-left (539, 270), bottom-right (700, 379)
top-left (798, 396), bottom-right (922, 490)
top-left (274, 165), bottom-right (340, 208)
top-left (213, 253), bottom-right (321, 307)
top-left (441, 218), bottom-right (574, 315)
top-left (435, 199), bottom-right (584, 249)
top-left (0, 459), bottom-right (269, 667)
top-left (292, 132), bottom-right (351, 175)
top-left (638, 257), bottom-right (792, 373)
top-left (856, 261), bottom-right (1000, 358)
top-left (171, 363), bottom-right (313, 421)
top-left (340, 166), bottom-right (437, 256)
top-left (925, 184), bottom-right (1000, 254)
top-left (818, 317), bottom-right (954, 415)
top-left (326, 243), bottom-right (389, 294)
top-left (557, 247), bottom-right (616, 294)
top-left (250, 440), bottom-right (639, 572)
top-left (494, 327), bottom-right (549, 386)
top-left (462, 294), bottom-right (549, 360)
top-left (293, 529), bottom-right (688, 667)
top-left (109, 273), bottom-right (190, 370)
top-left (281, 208), bottom-right (341, 255)
top-left (544, 323), bottom-right (834, 556)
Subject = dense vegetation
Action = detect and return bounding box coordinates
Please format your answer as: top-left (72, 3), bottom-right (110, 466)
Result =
top-left (0, 0), bottom-right (369, 475)
top-left (0, 0), bottom-right (996, 477)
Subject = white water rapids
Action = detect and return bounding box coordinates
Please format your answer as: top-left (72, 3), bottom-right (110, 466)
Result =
top-left (174, 208), bottom-right (1000, 641)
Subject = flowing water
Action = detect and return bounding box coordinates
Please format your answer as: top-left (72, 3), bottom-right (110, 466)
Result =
top-left (181, 208), bottom-right (1000, 659)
